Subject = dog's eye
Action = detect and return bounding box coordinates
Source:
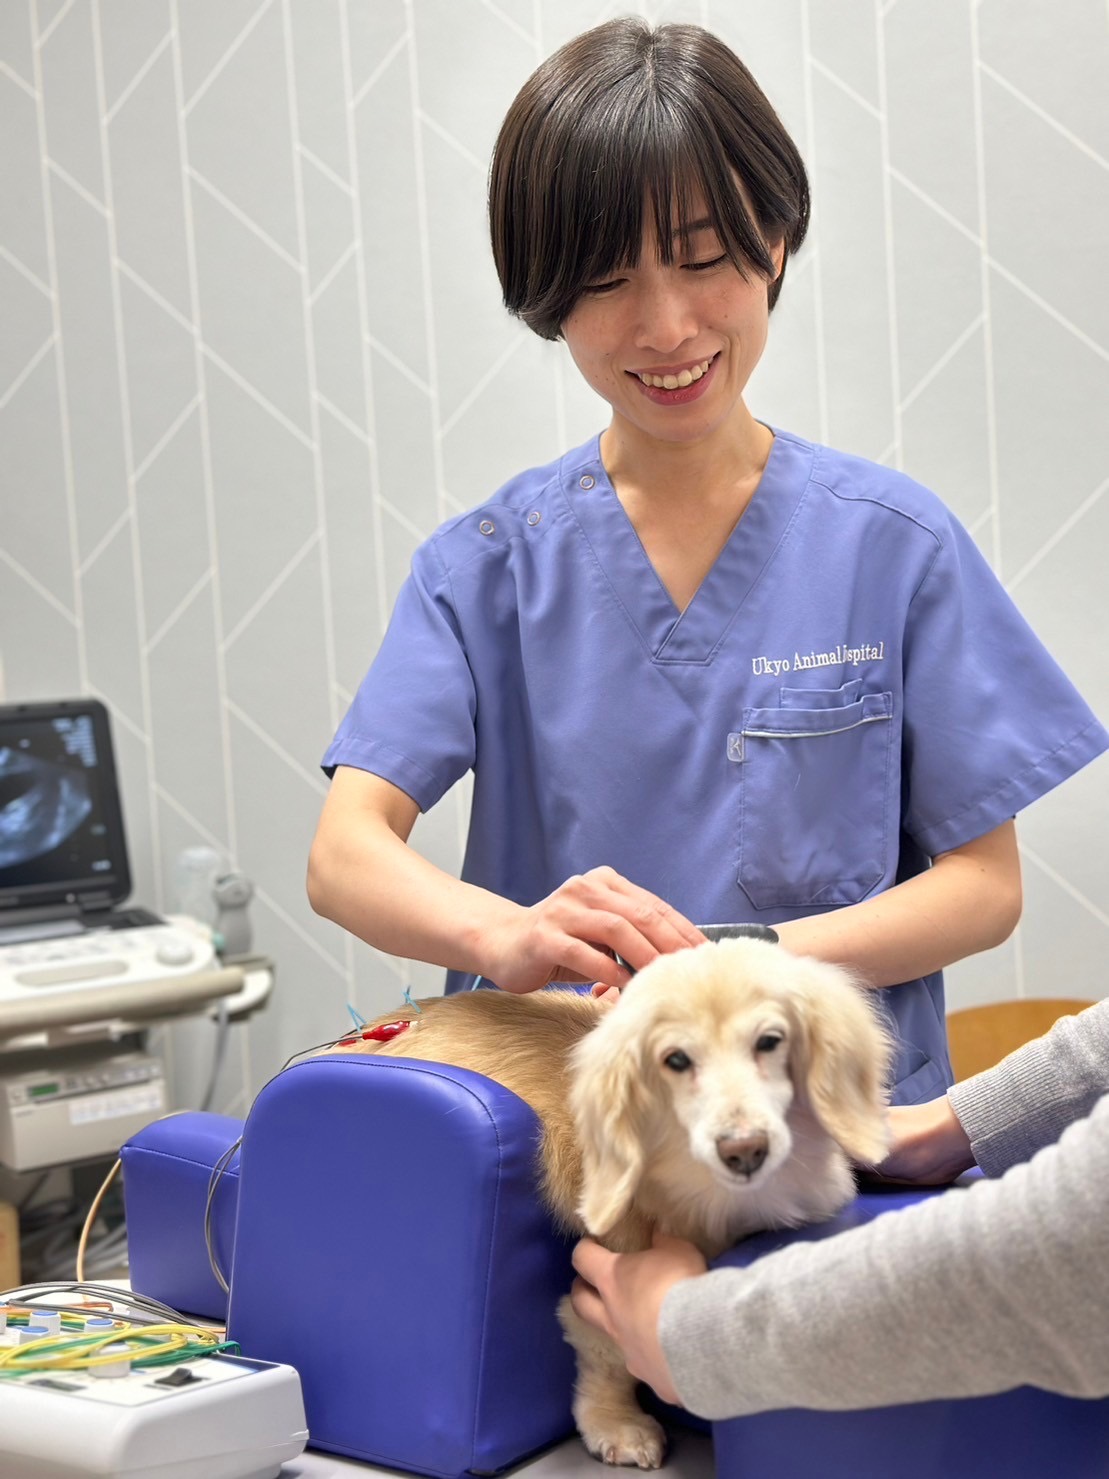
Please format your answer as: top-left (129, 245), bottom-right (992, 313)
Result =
top-left (755, 1033), bottom-right (783, 1054)
top-left (663, 1050), bottom-right (693, 1072)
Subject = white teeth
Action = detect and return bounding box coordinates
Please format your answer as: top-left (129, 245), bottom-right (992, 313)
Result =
top-left (637, 358), bottom-right (712, 389)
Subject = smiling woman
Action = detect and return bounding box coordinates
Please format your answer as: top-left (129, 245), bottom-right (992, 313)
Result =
top-left (308, 18), bottom-right (1107, 1115)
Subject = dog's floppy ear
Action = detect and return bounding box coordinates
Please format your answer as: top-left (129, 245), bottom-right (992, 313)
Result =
top-left (569, 1007), bottom-right (652, 1237)
top-left (788, 964), bottom-right (893, 1166)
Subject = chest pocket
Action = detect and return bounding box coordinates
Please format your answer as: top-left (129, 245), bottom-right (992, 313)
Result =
top-left (734, 688), bottom-right (895, 909)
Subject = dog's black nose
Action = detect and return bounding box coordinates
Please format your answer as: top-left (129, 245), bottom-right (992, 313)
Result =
top-left (716, 1132), bottom-right (769, 1177)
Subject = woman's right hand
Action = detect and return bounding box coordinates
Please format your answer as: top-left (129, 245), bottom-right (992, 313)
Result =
top-left (482, 866), bottom-right (705, 995)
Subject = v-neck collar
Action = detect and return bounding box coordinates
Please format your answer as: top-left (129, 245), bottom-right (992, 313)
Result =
top-left (561, 430), bottom-right (814, 663)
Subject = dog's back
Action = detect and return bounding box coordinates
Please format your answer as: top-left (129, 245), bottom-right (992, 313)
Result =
top-left (329, 988), bottom-right (605, 1228)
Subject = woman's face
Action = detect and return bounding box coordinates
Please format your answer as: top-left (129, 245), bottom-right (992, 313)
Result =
top-left (560, 206), bottom-right (782, 452)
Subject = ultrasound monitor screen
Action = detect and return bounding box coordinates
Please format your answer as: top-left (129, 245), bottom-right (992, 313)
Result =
top-left (0, 700), bottom-right (130, 913)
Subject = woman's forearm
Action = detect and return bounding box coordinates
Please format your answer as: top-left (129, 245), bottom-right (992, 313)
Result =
top-left (308, 767), bottom-right (705, 992)
top-left (307, 769), bottom-right (520, 977)
top-left (774, 820), bottom-right (1021, 988)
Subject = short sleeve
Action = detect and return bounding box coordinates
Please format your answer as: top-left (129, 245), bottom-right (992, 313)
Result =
top-left (321, 544), bottom-right (477, 811)
top-left (901, 515), bottom-right (1107, 857)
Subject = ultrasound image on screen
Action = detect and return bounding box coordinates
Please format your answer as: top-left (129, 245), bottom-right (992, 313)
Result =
top-left (0, 715), bottom-right (119, 898)
top-left (0, 749), bottom-right (94, 869)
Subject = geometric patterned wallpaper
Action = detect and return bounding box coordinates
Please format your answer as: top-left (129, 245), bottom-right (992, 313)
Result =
top-left (1, 0), bottom-right (1106, 1114)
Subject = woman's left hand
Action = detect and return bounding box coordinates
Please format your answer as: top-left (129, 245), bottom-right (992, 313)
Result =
top-left (570, 1233), bottom-right (707, 1403)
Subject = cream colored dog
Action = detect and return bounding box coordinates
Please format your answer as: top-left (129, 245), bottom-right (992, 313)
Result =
top-left (336, 938), bottom-right (893, 1468)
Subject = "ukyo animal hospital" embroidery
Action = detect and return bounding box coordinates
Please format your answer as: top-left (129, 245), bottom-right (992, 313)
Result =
top-left (751, 642), bottom-right (886, 677)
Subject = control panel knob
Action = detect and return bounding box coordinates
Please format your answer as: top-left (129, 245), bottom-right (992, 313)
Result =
top-left (154, 936), bottom-right (195, 967)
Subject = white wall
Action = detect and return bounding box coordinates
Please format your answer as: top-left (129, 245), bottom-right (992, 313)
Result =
top-left (1, 0), bottom-right (1106, 1113)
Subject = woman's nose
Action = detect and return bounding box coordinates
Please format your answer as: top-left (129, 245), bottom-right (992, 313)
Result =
top-left (631, 278), bottom-right (698, 353)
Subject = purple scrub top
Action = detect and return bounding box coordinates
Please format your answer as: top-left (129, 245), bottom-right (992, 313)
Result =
top-left (324, 430), bottom-right (1108, 1103)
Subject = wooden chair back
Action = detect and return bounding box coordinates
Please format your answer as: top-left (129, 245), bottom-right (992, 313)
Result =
top-left (946, 998), bottom-right (1095, 1082)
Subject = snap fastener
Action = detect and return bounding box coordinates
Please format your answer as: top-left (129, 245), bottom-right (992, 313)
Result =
top-left (526, 511), bottom-right (541, 526)
top-left (479, 519), bottom-right (495, 535)
top-left (579, 475), bottom-right (595, 490)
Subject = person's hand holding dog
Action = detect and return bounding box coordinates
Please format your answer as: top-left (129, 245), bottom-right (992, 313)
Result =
top-left (571, 1232), bottom-right (708, 1404)
top-left (865, 1097), bottom-right (976, 1185)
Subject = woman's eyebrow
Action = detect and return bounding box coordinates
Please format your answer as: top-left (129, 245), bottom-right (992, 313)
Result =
top-left (673, 217), bottom-right (716, 236)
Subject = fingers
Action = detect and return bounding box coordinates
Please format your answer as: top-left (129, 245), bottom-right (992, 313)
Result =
top-left (570, 1275), bottom-right (615, 1339)
top-left (590, 982), bottom-right (623, 1005)
top-left (573, 1230), bottom-right (618, 1289)
top-left (490, 869), bottom-right (704, 994)
top-left (570, 1237), bottom-right (616, 1334)
top-left (597, 869), bottom-right (705, 963)
top-left (543, 869), bottom-right (705, 980)
top-left (571, 1234), bottom-right (612, 1284)
top-left (543, 936), bottom-right (635, 991)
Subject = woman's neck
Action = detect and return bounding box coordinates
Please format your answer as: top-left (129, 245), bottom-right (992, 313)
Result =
top-left (599, 405), bottom-right (773, 513)
top-left (597, 408), bottom-right (776, 613)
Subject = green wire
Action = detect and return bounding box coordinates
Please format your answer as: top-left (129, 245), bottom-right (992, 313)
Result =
top-left (136, 1341), bottom-right (240, 1368)
top-left (0, 1337), bottom-right (241, 1376)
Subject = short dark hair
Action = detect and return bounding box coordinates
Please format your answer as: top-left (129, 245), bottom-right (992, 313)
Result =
top-left (489, 19), bottom-right (810, 341)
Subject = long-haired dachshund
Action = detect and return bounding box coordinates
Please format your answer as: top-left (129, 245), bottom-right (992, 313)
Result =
top-left (334, 937), bottom-right (892, 1468)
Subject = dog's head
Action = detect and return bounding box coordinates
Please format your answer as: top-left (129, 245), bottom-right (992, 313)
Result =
top-left (569, 939), bottom-right (894, 1237)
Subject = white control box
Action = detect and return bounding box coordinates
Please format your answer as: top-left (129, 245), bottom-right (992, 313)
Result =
top-left (0, 1349), bottom-right (308, 1479)
top-left (0, 1049), bottom-right (166, 1171)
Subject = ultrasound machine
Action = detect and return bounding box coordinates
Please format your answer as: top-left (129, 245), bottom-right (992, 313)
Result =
top-left (0, 697), bottom-right (251, 1173)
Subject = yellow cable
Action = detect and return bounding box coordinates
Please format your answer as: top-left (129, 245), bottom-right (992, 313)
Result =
top-left (0, 1322), bottom-right (225, 1373)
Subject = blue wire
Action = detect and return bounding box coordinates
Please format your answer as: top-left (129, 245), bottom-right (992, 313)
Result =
top-left (347, 1004), bottom-right (367, 1028)
top-left (402, 986), bottom-right (423, 1014)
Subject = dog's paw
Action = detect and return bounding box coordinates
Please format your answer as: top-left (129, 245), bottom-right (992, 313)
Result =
top-left (583, 1414), bottom-right (667, 1469)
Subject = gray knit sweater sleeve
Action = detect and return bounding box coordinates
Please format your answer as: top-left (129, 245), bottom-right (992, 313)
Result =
top-left (660, 999), bottom-right (1109, 1419)
top-left (948, 999), bottom-right (1109, 1175)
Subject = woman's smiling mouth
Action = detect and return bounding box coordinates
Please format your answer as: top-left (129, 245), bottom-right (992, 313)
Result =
top-left (627, 353), bottom-right (721, 404)
top-left (633, 355), bottom-right (716, 389)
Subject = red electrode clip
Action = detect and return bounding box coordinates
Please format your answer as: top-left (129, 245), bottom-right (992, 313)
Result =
top-left (361, 1019), bottom-right (412, 1042)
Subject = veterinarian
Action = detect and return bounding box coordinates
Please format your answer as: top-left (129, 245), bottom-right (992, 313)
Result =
top-left (308, 20), bottom-right (1107, 1104)
top-left (570, 997), bottom-right (1109, 1414)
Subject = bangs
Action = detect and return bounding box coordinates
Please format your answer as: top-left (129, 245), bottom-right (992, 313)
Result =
top-left (530, 102), bottom-right (777, 335)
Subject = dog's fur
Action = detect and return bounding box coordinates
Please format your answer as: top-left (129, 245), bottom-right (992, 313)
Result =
top-left (331, 939), bottom-right (893, 1467)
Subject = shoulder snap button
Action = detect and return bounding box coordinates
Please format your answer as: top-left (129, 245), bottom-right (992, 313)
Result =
top-left (479, 519), bottom-right (495, 535)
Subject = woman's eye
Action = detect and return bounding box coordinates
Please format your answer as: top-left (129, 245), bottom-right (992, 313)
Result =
top-left (683, 254), bottom-right (729, 273)
top-left (664, 1049), bottom-right (693, 1072)
top-left (755, 1034), bottom-right (783, 1054)
top-left (582, 277), bottom-right (625, 295)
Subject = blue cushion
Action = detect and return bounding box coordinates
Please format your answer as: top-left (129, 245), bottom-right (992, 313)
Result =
top-left (225, 1053), bottom-right (577, 1477)
top-left (121, 1110), bottom-right (242, 1320)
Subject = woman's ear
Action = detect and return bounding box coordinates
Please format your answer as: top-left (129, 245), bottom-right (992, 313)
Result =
top-left (570, 1011), bottom-right (650, 1237)
top-left (789, 967), bottom-right (893, 1166)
